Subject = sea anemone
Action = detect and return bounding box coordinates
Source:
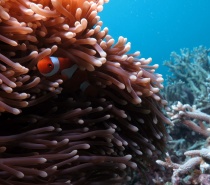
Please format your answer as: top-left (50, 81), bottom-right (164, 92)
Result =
top-left (0, 0), bottom-right (170, 184)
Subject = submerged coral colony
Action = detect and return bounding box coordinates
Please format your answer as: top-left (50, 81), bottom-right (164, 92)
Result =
top-left (1, 1), bottom-right (209, 185)
top-left (156, 46), bottom-right (210, 185)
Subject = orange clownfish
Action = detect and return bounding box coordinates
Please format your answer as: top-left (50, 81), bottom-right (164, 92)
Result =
top-left (37, 56), bottom-right (95, 94)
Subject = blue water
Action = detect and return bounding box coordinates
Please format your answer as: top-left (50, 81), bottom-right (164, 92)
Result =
top-left (99, 0), bottom-right (210, 79)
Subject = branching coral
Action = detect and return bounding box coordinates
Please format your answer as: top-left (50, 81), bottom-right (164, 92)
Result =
top-left (164, 46), bottom-right (210, 109)
top-left (157, 146), bottom-right (210, 185)
top-left (0, 0), bottom-right (170, 184)
top-left (168, 102), bottom-right (210, 137)
top-left (156, 46), bottom-right (210, 184)
top-left (157, 102), bottom-right (210, 184)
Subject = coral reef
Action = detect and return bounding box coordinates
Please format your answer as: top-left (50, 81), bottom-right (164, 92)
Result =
top-left (169, 102), bottom-right (210, 138)
top-left (157, 102), bottom-right (210, 184)
top-left (0, 0), bottom-right (169, 184)
top-left (157, 46), bottom-right (210, 185)
top-left (164, 46), bottom-right (210, 110)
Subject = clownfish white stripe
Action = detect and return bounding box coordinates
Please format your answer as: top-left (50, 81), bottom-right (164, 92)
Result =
top-left (61, 64), bottom-right (78, 79)
top-left (80, 81), bottom-right (90, 92)
top-left (42, 57), bottom-right (60, 77)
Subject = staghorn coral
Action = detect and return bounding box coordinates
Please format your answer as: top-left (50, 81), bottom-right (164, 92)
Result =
top-left (155, 46), bottom-right (210, 184)
top-left (156, 102), bottom-right (210, 184)
top-left (164, 46), bottom-right (210, 109)
top-left (0, 0), bottom-right (170, 184)
top-left (164, 81), bottom-right (195, 105)
top-left (157, 143), bottom-right (210, 185)
top-left (168, 102), bottom-right (210, 138)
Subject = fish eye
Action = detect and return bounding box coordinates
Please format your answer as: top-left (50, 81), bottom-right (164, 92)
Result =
top-left (48, 63), bottom-right (53, 68)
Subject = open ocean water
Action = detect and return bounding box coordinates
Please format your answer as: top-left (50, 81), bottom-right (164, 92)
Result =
top-left (99, 0), bottom-right (210, 80)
